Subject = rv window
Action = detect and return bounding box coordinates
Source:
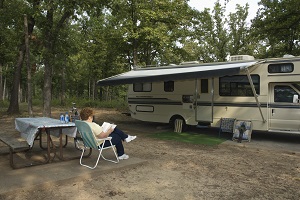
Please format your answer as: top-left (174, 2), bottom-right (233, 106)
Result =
top-left (201, 79), bottom-right (208, 93)
top-left (219, 75), bottom-right (260, 96)
top-left (274, 85), bottom-right (298, 103)
top-left (133, 83), bottom-right (152, 92)
top-left (164, 81), bottom-right (174, 92)
top-left (268, 63), bottom-right (294, 73)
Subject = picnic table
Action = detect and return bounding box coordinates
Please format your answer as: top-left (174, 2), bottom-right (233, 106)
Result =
top-left (0, 117), bottom-right (91, 169)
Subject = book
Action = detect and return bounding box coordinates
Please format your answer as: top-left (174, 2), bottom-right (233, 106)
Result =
top-left (101, 122), bottom-right (117, 132)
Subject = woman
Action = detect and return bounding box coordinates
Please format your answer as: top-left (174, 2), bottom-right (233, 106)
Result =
top-left (79, 107), bottom-right (136, 160)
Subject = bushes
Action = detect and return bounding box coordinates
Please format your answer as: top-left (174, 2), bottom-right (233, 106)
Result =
top-left (1, 98), bottom-right (128, 115)
top-left (37, 98), bottom-right (127, 110)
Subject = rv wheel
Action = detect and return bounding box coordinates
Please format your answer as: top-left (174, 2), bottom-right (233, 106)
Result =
top-left (170, 116), bottom-right (187, 132)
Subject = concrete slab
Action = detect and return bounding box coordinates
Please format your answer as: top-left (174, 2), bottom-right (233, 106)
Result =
top-left (0, 147), bottom-right (147, 195)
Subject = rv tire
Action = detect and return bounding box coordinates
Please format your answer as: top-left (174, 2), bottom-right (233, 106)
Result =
top-left (170, 116), bottom-right (187, 132)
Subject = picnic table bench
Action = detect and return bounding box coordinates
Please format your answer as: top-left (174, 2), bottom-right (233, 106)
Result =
top-left (0, 134), bottom-right (31, 169)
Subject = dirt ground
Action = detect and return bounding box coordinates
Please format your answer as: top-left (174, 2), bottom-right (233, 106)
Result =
top-left (0, 108), bottom-right (300, 200)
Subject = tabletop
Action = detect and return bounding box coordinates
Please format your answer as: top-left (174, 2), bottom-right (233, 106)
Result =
top-left (15, 117), bottom-right (77, 147)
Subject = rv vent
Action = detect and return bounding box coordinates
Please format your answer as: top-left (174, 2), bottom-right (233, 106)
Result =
top-left (180, 61), bottom-right (199, 65)
top-left (283, 54), bottom-right (294, 58)
top-left (229, 55), bottom-right (255, 61)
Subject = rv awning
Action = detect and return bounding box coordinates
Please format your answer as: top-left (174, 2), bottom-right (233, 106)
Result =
top-left (97, 61), bottom-right (258, 86)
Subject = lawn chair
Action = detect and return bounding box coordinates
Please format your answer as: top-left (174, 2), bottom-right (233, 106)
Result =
top-left (232, 120), bottom-right (253, 142)
top-left (75, 120), bottom-right (119, 169)
top-left (218, 118), bottom-right (236, 137)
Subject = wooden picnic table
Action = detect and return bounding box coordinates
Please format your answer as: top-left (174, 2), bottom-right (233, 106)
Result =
top-left (0, 117), bottom-right (91, 169)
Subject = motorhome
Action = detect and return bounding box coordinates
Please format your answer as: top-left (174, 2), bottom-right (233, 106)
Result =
top-left (97, 55), bottom-right (300, 134)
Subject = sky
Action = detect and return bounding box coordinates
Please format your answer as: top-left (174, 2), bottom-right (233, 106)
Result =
top-left (188, 0), bottom-right (261, 22)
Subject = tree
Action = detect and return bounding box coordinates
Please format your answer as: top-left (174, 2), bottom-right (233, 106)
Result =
top-left (2, 0), bottom-right (270, 113)
top-left (107, 0), bottom-right (200, 66)
top-left (183, 1), bottom-right (252, 62)
top-left (31, 1), bottom-right (108, 116)
top-left (0, 0), bottom-right (4, 102)
top-left (251, 0), bottom-right (300, 57)
top-left (24, 14), bottom-right (33, 116)
top-left (39, 2), bottom-right (73, 116)
top-left (228, 4), bottom-right (252, 56)
top-left (191, 1), bottom-right (228, 62)
top-left (4, 0), bottom-right (35, 114)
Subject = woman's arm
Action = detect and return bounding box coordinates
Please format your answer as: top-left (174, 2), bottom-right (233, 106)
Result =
top-left (96, 127), bottom-right (114, 139)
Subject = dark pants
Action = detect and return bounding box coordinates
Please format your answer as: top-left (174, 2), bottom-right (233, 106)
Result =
top-left (102, 128), bottom-right (128, 156)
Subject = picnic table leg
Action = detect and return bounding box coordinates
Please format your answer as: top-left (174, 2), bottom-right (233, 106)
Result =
top-left (38, 130), bottom-right (48, 150)
top-left (9, 149), bottom-right (17, 169)
top-left (36, 129), bottom-right (56, 162)
top-left (58, 130), bottom-right (68, 149)
top-left (57, 129), bottom-right (92, 161)
top-left (59, 129), bottom-right (64, 160)
top-left (44, 130), bottom-right (56, 163)
top-left (63, 135), bottom-right (68, 147)
top-left (46, 131), bottom-right (51, 162)
top-left (9, 147), bottom-right (32, 169)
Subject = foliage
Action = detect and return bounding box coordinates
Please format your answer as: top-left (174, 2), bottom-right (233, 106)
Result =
top-left (0, 99), bottom-right (9, 108)
top-left (106, 0), bottom-right (200, 66)
top-left (186, 1), bottom-right (251, 62)
top-left (251, 0), bottom-right (300, 57)
top-left (1, 0), bottom-right (299, 116)
top-left (228, 3), bottom-right (253, 56)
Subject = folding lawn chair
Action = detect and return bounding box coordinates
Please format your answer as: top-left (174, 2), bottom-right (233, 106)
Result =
top-left (75, 120), bottom-right (119, 169)
top-left (232, 120), bottom-right (253, 142)
top-left (218, 118), bottom-right (236, 137)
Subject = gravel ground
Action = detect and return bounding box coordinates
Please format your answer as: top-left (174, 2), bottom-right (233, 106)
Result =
top-left (0, 108), bottom-right (299, 200)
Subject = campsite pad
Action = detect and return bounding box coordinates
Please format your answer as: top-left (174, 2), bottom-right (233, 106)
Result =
top-left (0, 144), bottom-right (147, 195)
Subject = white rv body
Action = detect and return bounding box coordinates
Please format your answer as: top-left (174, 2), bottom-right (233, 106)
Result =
top-left (126, 56), bottom-right (300, 134)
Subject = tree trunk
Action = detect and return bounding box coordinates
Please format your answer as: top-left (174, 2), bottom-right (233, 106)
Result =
top-left (7, 44), bottom-right (25, 114)
top-left (92, 79), bottom-right (96, 100)
top-left (3, 74), bottom-right (6, 100)
top-left (133, 39), bottom-right (138, 66)
top-left (0, 62), bottom-right (3, 101)
top-left (42, 8), bottom-right (72, 117)
top-left (43, 55), bottom-right (53, 117)
top-left (24, 14), bottom-right (33, 116)
top-left (88, 79), bottom-right (91, 100)
top-left (60, 60), bottom-right (66, 106)
top-left (7, 11), bottom-right (35, 114)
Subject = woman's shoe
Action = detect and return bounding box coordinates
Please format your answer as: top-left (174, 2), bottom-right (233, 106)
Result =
top-left (125, 135), bottom-right (137, 143)
top-left (118, 154), bottom-right (129, 160)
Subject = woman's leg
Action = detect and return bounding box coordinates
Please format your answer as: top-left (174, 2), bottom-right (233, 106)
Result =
top-left (102, 132), bottom-right (125, 156)
top-left (112, 127), bottom-right (128, 141)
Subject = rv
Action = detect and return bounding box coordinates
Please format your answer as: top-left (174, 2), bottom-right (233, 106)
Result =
top-left (98, 55), bottom-right (300, 134)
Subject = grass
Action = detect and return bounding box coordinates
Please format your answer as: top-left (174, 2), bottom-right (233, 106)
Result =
top-left (149, 131), bottom-right (226, 146)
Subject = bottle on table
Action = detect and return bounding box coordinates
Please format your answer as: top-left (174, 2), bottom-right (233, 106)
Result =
top-left (65, 112), bottom-right (69, 123)
top-left (60, 113), bottom-right (65, 123)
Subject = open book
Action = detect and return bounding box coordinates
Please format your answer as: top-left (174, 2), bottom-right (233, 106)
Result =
top-left (101, 122), bottom-right (117, 132)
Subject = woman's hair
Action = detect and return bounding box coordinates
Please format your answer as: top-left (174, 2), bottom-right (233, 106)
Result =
top-left (80, 107), bottom-right (94, 120)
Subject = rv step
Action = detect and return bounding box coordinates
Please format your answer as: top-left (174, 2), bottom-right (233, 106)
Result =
top-left (268, 130), bottom-right (300, 134)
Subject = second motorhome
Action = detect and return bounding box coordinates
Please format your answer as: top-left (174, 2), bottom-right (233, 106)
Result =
top-left (98, 55), bottom-right (300, 134)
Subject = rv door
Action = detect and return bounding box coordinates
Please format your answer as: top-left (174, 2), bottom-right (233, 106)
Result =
top-left (195, 78), bottom-right (213, 122)
top-left (269, 83), bottom-right (300, 131)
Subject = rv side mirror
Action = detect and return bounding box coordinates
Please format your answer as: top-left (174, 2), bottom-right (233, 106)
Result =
top-left (293, 94), bottom-right (299, 103)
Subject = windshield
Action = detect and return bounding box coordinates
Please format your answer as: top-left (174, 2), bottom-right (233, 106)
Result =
top-left (292, 83), bottom-right (300, 92)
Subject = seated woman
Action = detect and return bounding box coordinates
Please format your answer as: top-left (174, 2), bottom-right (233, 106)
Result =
top-left (79, 107), bottom-right (136, 160)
